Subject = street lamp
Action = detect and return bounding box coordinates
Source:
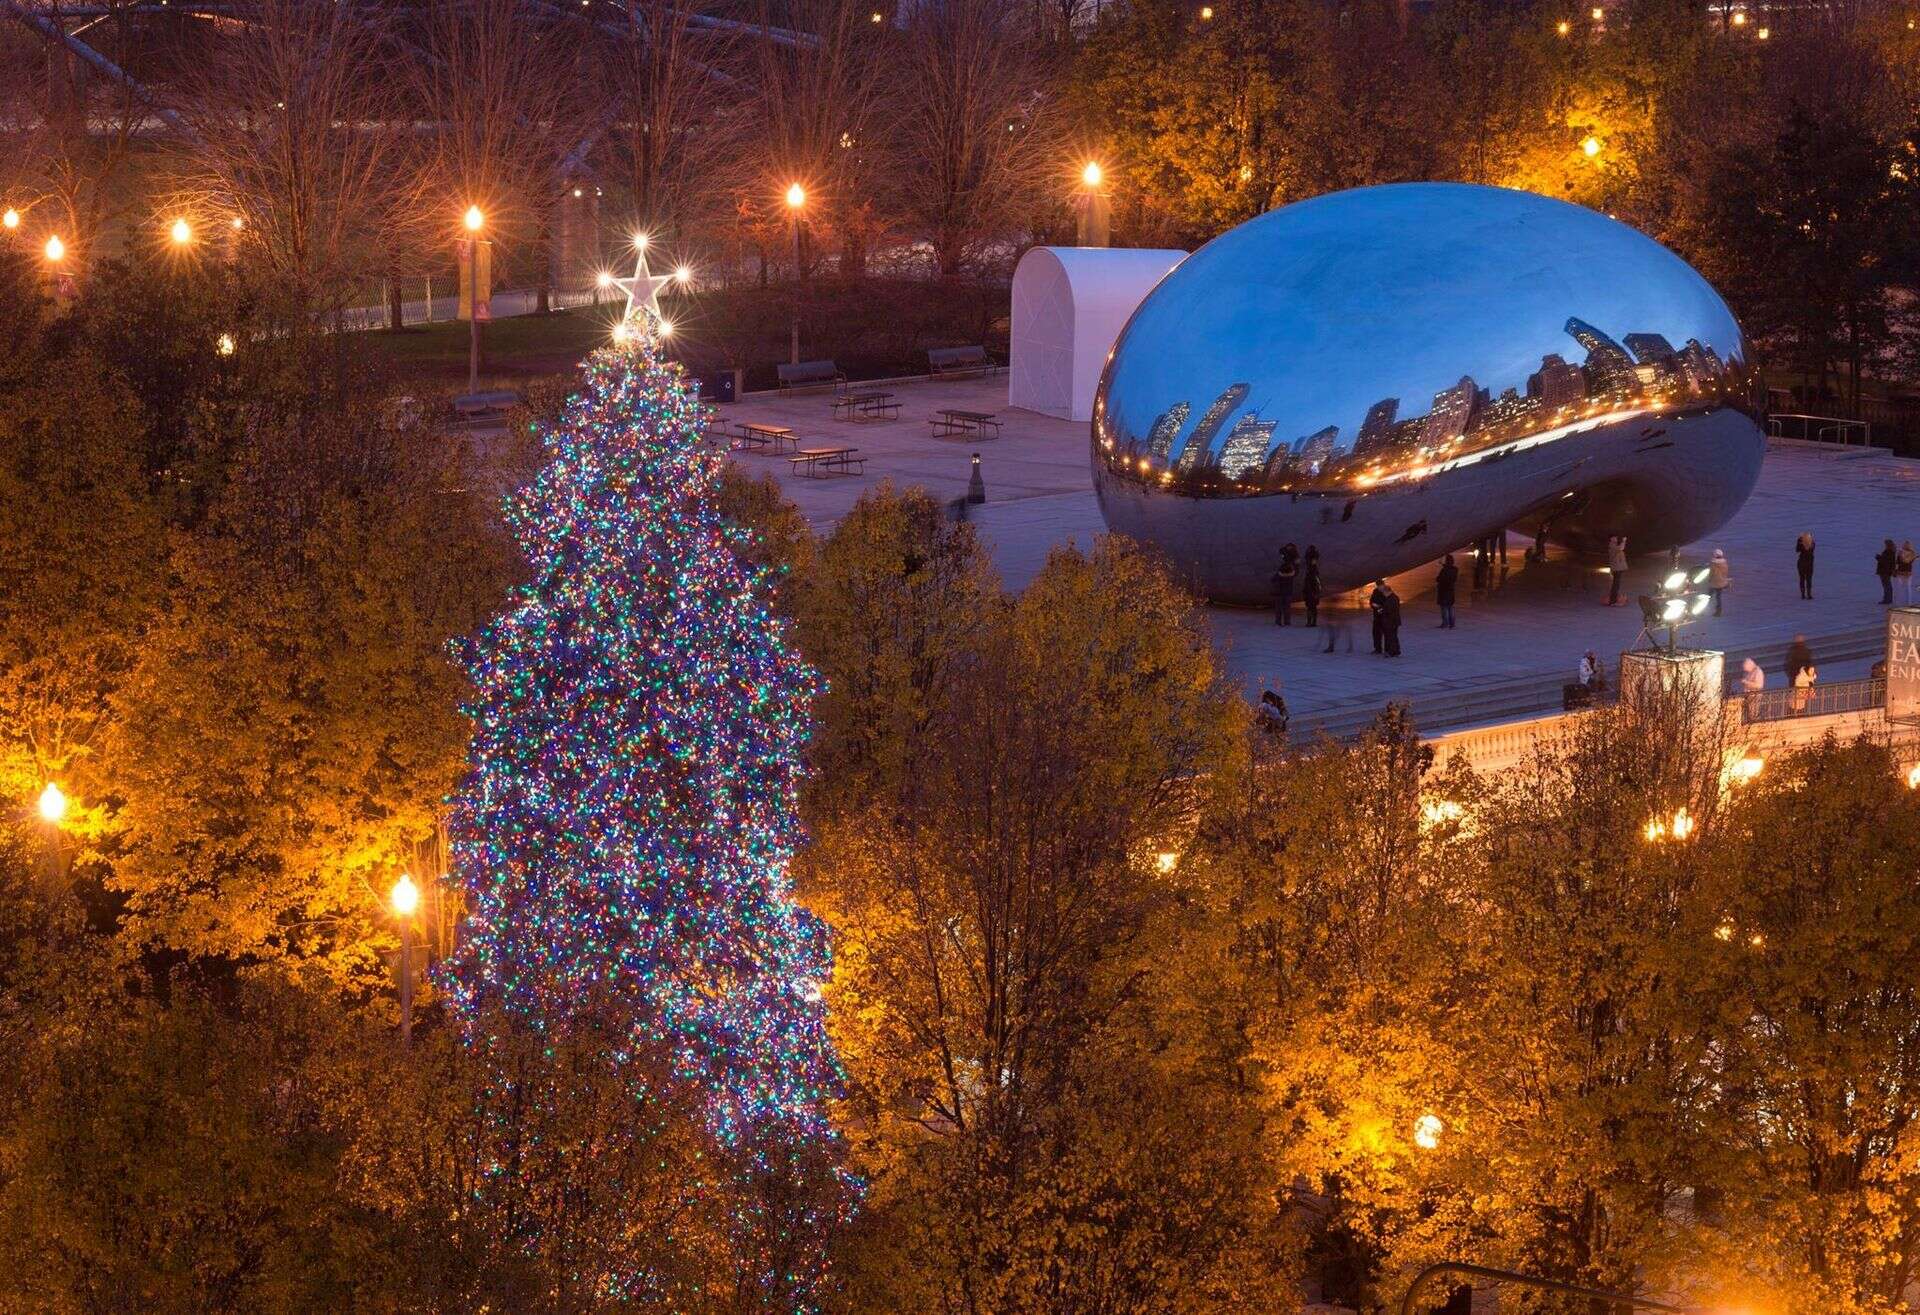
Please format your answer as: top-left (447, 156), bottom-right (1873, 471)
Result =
top-left (1413, 1113), bottom-right (1443, 1150)
top-left (169, 218), bottom-right (192, 245)
top-left (460, 206), bottom-right (488, 397)
top-left (1078, 161), bottom-right (1110, 246)
top-left (1581, 135), bottom-right (1602, 158)
top-left (391, 874), bottom-right (420, 1046)
top-left (2, 208), bottom-right (18, 230)
top-left (785, 183), bottom-right (807, 364)
top-left (43, 234), bottom-right (64, 263)
top-left (1557, 18), bottom-right (1571, 34)
top-left (37, 782), bottom-right (67, 824)
top-left (217, 332), bottom-right (236, 357)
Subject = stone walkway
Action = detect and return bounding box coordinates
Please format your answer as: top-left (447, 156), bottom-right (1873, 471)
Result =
top-left (723, 377), bottom-right (1913, 731)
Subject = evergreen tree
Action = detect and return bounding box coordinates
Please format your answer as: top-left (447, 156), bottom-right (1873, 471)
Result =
top-left (446, 320), bottom-right (850, 1309)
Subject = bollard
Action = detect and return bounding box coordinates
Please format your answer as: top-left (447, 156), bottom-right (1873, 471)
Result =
top-left (967, 452), bottom-right (986, 505)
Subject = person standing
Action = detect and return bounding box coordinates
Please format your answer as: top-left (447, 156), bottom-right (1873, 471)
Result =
top-left (1369, 579), bottom-right (1389, 655)
top-left (1796, 532), bottom-right (1816, 599)
top-left (1382, 582), bottom-right (1403, 657)
top-left (1785, 634), bottom-right (1813, 687)
top-left (1899, 539), bottom-right (1917, 604)
top-left (1707, 548), bottom-right (1730, 616)
top-left (1578, 649), bottom-right (1604, 690)
top-left (1302, 546), bottom-right (1323, 627)
top-left (1271, 542), bottom-right (1299, 626)
top-left (1740, 656), bottom-right (1765, 717)
top-left (1606, 534), bottom-right (1629, 606)
top-left (1435, 553), bottom-right (1459, 629)
top-left (1876, 539), bottom-right (1897, 605)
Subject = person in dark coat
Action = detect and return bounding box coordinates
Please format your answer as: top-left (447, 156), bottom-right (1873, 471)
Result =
top-left (1271, 542), bottom-right (1299, 626)
top-left (1796, 532), bottom-right (1816, 599)
top-left (1434, 553), bottom-right (1459, 629)
top-left (1877, 539), bottom-right (1898, 605)
top-left (1301, 546), bottom-right (1323, 627)
top-left (1257, 688), bottom-right (1289, 736)
top-left (1785, 633), bottom-right (1814, 686)
top-left (1381, 583), bottom-right (1403, 657)
top-left (1369, 579), bottom-right (1389, 654)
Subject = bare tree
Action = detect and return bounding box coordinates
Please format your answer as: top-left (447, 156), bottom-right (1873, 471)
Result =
top-left (749, 0), bottom-right (886, 277)
top-left (881, 0), bottom-right (1062, 276)
top-left (166, 0), bottom-right (412, 317)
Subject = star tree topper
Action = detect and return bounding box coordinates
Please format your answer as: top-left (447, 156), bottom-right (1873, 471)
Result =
top-left (613, 235), bottom-right (675, 339)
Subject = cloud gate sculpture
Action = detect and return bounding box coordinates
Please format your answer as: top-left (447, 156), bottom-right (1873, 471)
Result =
top-left (1091, 183), bottom-right (1764, 604)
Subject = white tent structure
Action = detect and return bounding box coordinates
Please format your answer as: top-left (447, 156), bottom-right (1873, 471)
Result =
top-left (1009, 246), bottom-right (1187, 422)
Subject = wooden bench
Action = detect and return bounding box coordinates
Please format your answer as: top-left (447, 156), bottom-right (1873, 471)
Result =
top-left (928, 345), bottom-right (1001, 377)
top-left (776, 360), bottom-right (846, 393)
top-left (732, 422), bottom-right (799, 454)
top-left (831, 390), bottom-right (901, 421)
top-left (929, 408), bottom-right (1003, 439)
top-left (452, 388), bottom-right (522, 417)
top-left (789, 446), bottom-right (865, 478)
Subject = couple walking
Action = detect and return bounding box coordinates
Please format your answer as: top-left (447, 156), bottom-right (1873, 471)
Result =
top-left (1874, 538), bottom-right (1918, 605)
top-left (1270, 543), bottom-right (1323, 626)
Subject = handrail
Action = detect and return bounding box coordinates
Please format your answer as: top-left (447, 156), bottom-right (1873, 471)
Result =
top-left (1740, 676), bottom-right (1884, 724)
top-left (1768, 412), bottom-right (1870, 446)
top-left (1399, 1261), bottom-right (1694, 1315)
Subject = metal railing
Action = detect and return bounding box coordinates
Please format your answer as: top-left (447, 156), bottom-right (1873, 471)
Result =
top-left (1768, 412), bottom-right (1871, 446)
top-left (1740, 676), bottom-right (1884, 723)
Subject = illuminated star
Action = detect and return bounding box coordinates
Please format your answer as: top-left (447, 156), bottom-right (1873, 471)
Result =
top-left (614, 244), bottom-right (675, 333)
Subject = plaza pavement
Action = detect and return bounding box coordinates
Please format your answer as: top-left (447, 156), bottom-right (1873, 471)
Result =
top-left (720, 375), bottom-right (1918, 736)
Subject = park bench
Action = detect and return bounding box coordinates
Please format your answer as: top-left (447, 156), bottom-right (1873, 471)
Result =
top-left (929, 408), bottom-right (1003, 440)
top-left (832, 389), bottom-right (901, 421)
top-left (452, 388), bottom-right (522, 418)
top-left (927, 345), bottom-right (1001, 377)
top-left (789, 446), bottom-right (865, 479)
top-left (776, 359), bottom-right (846, 393)
top-left (732, 422), bottom-right (800, 455)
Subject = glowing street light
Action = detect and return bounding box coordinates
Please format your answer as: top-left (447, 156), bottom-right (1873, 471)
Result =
top-left (1731, 754), bottom-right (1764, 784)
top-left (169, 217), bottom-right (192, 245)
top-left (391, 873), bottom-right (420, 917)
top-left (1413, 1113), bottom-right (1444, 1150)
top-left (1082, 160), bottom-right (1104, 188)
top-left (785, 184), bottom-right (807, 362)
top-left (1756, 25), bottom-right (1769, 38)
top-left (391, 874), bottom-right (421, 1045)
top-left (1200, 4), bottom-right (1214, 16)
top-left (1154, 851), bottom-right (1179, 874)
top-left (217, 332), bottom-right (236, 356)
top-left (43, 234), bottom-right (64, 263)
top-left (463, 204), bottom-right (485, 233)
top-left (2, 207), bottom-right (18, 230)
top-left (785, 182), bottom-right (807, 210)
top-left (37, 782), bottom-right (68, 824)
top-left (1590, 4), bottom-right (1603, 18)
top-left (1730, 9), bottom-right (1747, 24)
top-left (1581, 135), bottom-right (1602, 158)
top-left (1557, 18), bottom-right (1571, 33)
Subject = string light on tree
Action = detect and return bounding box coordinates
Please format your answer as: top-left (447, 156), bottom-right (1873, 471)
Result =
top-left (445, 312), bottom-right (854, 1303)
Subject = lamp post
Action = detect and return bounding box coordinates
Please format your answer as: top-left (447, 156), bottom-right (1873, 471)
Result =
top-left (1077, 161), bottom-right (1110, 247)
top-left (785, 183), bottom-right (806, 365)
top-left (35, 782), bottom-right (71, 885)
top-left (460, 205), bottom-right (488, 398)
top-left (391, 874), bottom-right (421, 1048)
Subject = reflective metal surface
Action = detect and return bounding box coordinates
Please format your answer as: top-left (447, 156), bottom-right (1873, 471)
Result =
top-left (1092, 183), bottom-right (1764, 604)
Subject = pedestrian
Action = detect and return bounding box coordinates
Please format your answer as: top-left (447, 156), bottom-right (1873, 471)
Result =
top-left (1900, 539), bottom-right (1917, 604)
top-left (1707, 548), bottom-right (1730, 616)
top-left (1792, 659), bottom-right (1818, 714)
top-left (1382, 582), bottom-right (1403, 657)
top-left (1578, 649), bottom-right (1605, 691)
top-left (1740, 656), bottom-right (1765, 717)
top-left (1271, 542), bottom-right (1299, 626)
top-left (1877, 538), bottom-right (1898, 605)
top-left (1785, 633), bottom-right (1813, 687)
top-left (1531, 523), bottom-right (1549, 564)
top-left (1257, 686), bottom-right (1289, 736)
top-left (1435, 553), bottom-right (1459, 628)
top-left (1369, 579), bottom-right (1389, 655)
top-left (1302, 546), bottom-right (1323, 627)
top-left (1796, 532), bottom-right (1815, 599)
top-left (1606, 534), bottom-right (1629, 606)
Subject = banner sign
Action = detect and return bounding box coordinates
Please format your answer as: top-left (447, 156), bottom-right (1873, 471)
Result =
top-left (1885, 607), bottom-right (1920, 723)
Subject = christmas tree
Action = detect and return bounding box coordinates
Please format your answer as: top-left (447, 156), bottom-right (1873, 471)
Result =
top-left (445, 282), bottom-right (849, 1307)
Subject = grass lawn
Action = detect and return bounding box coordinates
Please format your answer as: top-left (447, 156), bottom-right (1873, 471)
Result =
top-left (363, 308), bottom-right (618, 388)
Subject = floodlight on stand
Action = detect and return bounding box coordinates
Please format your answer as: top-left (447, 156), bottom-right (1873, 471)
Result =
top-left (1690, 594), bottom-right (1711, 616)
top-left (1663, 570), bottom-right (1687, 591)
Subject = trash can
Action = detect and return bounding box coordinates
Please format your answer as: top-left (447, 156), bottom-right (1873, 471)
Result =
top-left (704, 369), bottom-right (738, 404)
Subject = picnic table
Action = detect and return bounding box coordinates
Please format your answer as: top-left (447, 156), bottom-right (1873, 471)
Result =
top-left (732, 422), bottom-right (799, 454)
top-left (929, 409), bottom-right (1003, 439)
top-left (789, 446), bottom-right (866, 479)
top-left (831, 389), bottom-right (901, 421)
